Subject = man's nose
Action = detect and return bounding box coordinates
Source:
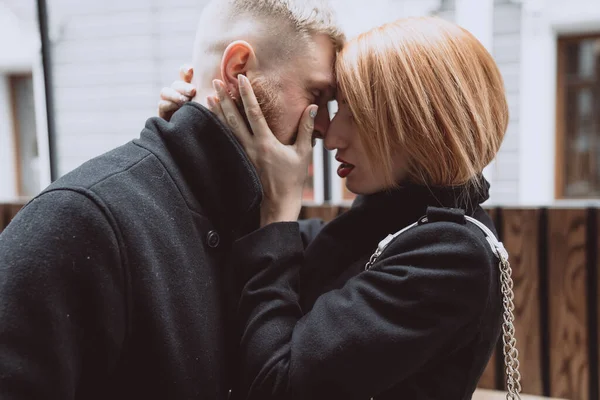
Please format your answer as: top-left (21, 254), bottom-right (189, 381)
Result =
top-left (313, 107), bottom-right (330, 139)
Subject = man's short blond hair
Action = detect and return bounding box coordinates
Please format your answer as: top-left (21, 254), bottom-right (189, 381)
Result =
top-left (232, 0), bottom-right (345, 52)
top-left (193, 0), bottom-right (345, 72)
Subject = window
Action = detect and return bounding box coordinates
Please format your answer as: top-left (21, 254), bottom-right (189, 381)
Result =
top-left (302, 142), bottom-right (325, 204)
top-left (302, 159), bottom-right (316, 201)
top-left (556, 35), bottom-right (600, 199)
top-left (9, 74), bottom-right (40, 197)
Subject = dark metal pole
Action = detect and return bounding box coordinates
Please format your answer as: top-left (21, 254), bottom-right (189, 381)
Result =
top-left (322, 143), bottom-right (331, 202)
top-left (36, 0), bottom-right (58, 181)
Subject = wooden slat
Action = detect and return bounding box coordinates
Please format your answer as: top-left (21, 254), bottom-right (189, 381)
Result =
top-left (7, 203), bottom-right (23, 224)
top-left (597, 210), bottom-right (600, 400)
top-left (503, 209), bottom-right (543, 395)
top-left (548, 209), bottom-right (589, 400)
top-left (478, 208), bottom-right (499, 390)
top-left (0, 204), bottom-right (6, 233)
top-left (0, 203), bottom-right (25, 234)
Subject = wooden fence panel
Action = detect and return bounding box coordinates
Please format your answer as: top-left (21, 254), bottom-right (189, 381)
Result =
top-left (0, 202), bottom-right (599, 399)
top-left (503, 209), bottom-right (544, 395)
top-left (0, 203), bottom-right (6, 233)
top-left (548, 209), bottom-right (589, 400)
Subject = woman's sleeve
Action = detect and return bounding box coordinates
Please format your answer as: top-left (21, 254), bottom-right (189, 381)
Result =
top-left (231, 220), bottom-right (493, 400)
top-left (297, 218), bottom-right (326, 248)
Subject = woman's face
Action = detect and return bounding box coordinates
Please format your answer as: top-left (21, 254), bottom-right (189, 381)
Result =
top-left (324, 92), bottom-right (408, 195)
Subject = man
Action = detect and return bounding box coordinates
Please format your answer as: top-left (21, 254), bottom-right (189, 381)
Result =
top-left (0, 0), bottom-right (344, 398)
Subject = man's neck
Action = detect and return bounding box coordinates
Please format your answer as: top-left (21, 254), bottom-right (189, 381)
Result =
top-left (191, 67), bottom-right (220, 108)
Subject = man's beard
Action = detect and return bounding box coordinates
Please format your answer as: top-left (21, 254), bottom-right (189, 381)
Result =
top-left (234, 76), bottom-right (284, 140)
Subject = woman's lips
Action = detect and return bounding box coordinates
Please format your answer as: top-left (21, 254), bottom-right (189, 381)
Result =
top-left (335, 156), bottom-right (355, 178)
top-left (337, 163), bottom-right (355, 178)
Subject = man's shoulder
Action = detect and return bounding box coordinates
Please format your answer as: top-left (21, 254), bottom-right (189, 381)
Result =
top-left (48, 141), bottom-right (153, 193)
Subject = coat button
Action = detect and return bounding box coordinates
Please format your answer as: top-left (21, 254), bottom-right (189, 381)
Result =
top-left (207, 230), bottom-right (220, 248)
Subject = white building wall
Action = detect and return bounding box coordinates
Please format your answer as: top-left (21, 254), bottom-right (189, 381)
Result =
top-left (433, 0), bottom-right (522, 204)
top-left (0, 0), bottom-right (41, 200)
top-left (47, 0), bottom-right (208, 176)
top-left (489, 0), bottom-right (522, 204)
top-left (11, 0), bottom-right (600, 205)
top-left (43, 0), bottom-right (527, 203)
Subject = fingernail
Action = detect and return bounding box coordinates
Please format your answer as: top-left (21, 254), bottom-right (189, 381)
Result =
top-left (180, 96), bottom-right (188, 103)
top-left (206, 96), bottom-right (216, 108)
top-left (212, 79), bottom-right (222, 93)
top-left (238, 74), bottom-right (248, 87)
top-left (310, 106), bottom-right (318, 119)
top-left (186, 66), bottom-right (193, 75)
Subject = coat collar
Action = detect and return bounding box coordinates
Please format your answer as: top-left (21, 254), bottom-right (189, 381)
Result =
top-left (351, 177), bottom-right (490, 219)
top-left (346, 176), bottom-right (491, 247)
top-left (135, 102), bottom-right (263, 233)
top-left (299, 178), bottom-right (491, 307)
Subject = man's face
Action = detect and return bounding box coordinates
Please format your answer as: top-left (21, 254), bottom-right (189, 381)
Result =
top-left (250, 34), bottom-right (337, 145)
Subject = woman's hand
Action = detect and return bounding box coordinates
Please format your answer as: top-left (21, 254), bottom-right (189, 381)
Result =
top-left (208, 76), bottom-right (317, 227)
top-left (158, 64), bottom-right (196, 121)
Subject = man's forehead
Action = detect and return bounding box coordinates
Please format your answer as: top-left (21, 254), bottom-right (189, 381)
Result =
top-left (305, 35), bottom-right (337, 85)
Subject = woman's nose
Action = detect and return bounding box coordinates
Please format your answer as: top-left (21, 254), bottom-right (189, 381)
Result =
top-left (323, 115), bottom-right (345, 151)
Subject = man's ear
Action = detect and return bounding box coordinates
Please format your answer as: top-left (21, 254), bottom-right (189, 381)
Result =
top-left (220, 40), bottom-right (257, 100)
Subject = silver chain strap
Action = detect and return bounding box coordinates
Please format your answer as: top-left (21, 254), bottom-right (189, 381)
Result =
top-left (498, 255), bottom-right (522, 399)
top-left (364, 216), bottom-right (522, 400)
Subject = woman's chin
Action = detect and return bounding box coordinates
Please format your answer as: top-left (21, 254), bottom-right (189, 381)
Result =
top-left (345, 177), bottom-right (392, 196)
top-left (344, 179), bottom-right (371, 196)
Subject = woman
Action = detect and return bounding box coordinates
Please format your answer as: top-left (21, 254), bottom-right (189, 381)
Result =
top-left (160, 16), bottom-right (512, 400)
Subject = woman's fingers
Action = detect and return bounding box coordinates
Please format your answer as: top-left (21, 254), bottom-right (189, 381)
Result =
top-left (295, 105), bottom-right (318, 155)
top-left (237, 74), bottom-right (271, 139)
top-left (206, 96), bottom-right (226, 126)
top-left (179, 64), bottom-right (194, 83)
top-left (158, 87), bottom-right (190, 120)
top-left (171, 80), bottom-right (196, 98)
top-left (157, 65), bottom-right (194, 120)
top-left (158, 100), bottom-right (180, 119)
top-left (212, 79), bottom-right (251, 146)
top-left (161, 86), bottom-right (189, 105)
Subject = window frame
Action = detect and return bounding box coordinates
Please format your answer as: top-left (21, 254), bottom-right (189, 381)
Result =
top-left (555, 33), bottom-right (600, 199)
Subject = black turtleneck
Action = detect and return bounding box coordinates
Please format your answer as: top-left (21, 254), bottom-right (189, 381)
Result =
top-left (229, 180), bottom-right (502, 400)
top-left (0, 103), bottom-right (262, 400)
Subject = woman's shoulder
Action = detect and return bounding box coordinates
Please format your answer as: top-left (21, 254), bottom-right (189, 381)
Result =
top-left (373, 207), bottom-right (499, 291)
top-left (382, 207), bottom-right (496, 257)
top-left (364, 208), bottom-right (499, 322)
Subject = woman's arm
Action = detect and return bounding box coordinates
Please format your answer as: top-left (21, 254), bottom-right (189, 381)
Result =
top-left (230, 219), bottom-right (494, 400)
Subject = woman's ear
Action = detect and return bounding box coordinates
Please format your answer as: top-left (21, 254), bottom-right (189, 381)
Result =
top-left (220, 40), bottom-right (257, 100)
